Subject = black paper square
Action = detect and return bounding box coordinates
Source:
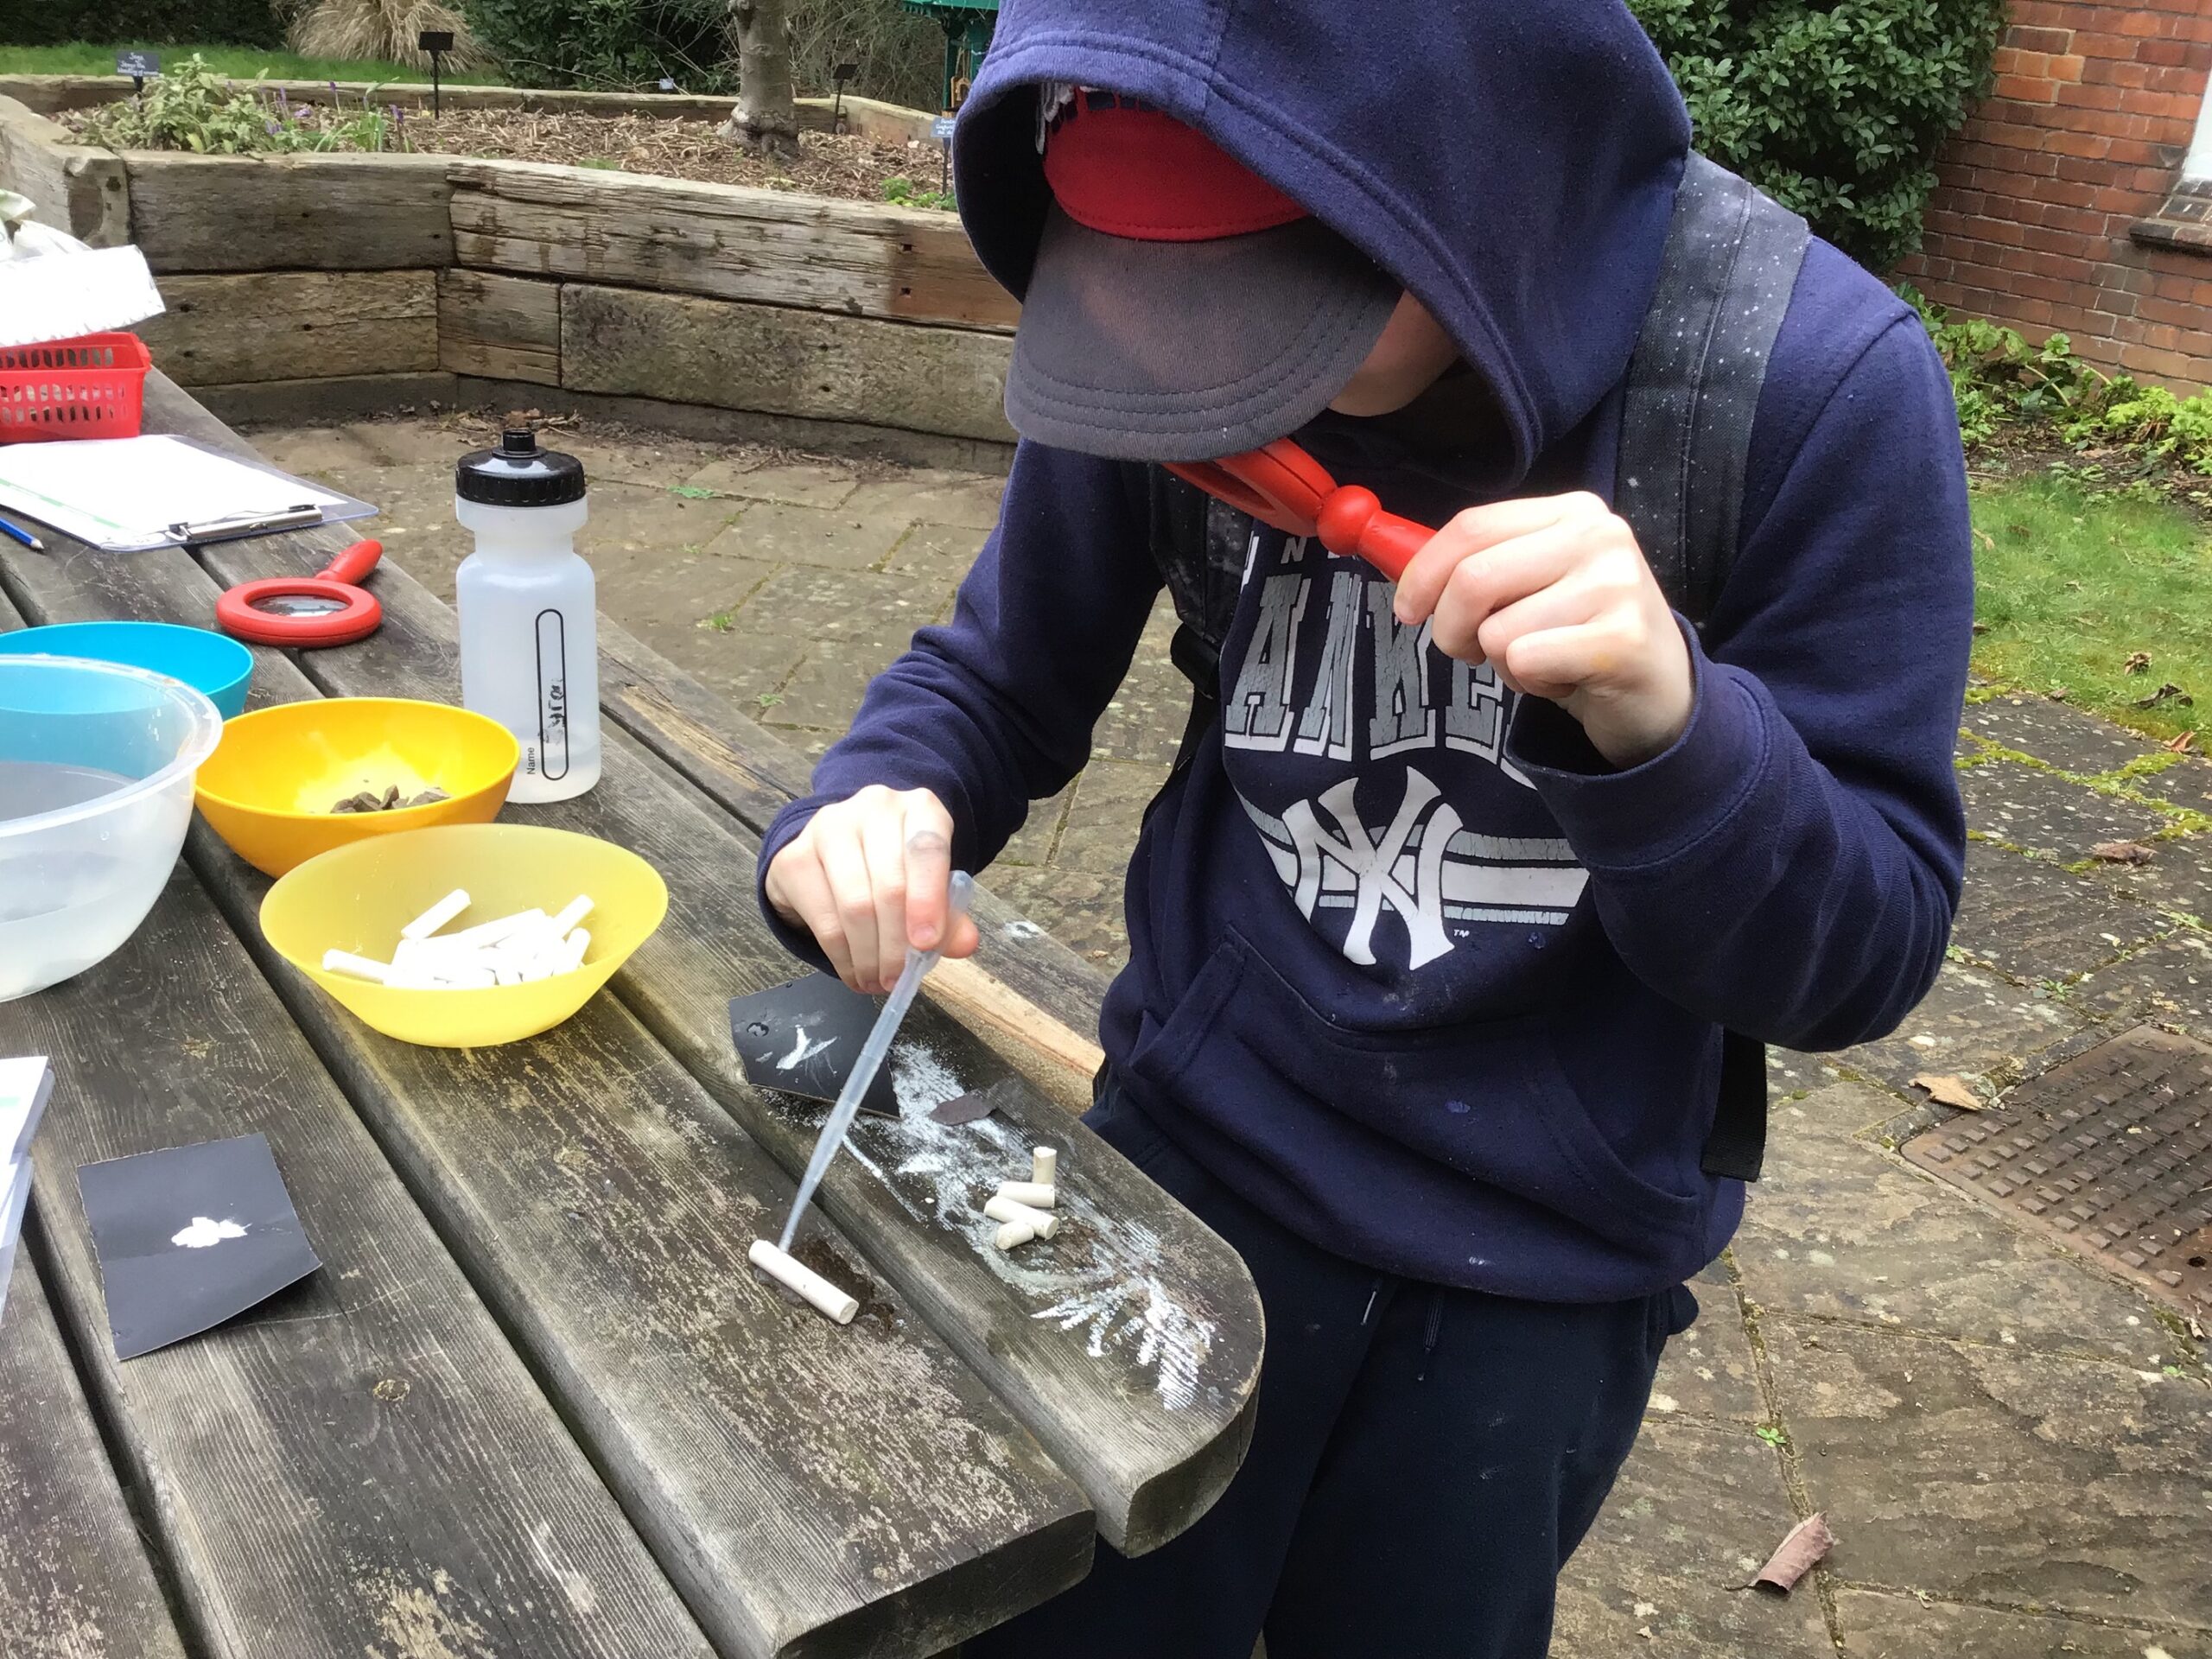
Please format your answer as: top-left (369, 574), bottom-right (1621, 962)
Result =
top-left (728, 972), bottom-right (899, 1118)
top-left (77, 1133), bottom-right (322, 1361)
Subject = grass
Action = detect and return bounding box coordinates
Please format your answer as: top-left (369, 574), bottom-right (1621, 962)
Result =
top-left (0, 41), bottom-right (505, 85)
top-left (1971, 470), bottom-right (2212, 746)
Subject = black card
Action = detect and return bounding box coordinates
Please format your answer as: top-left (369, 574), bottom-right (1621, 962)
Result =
top-left (77, 1133), bottom-right (322, 1361)
top-left (728, 973), bottom-right (899, 1118)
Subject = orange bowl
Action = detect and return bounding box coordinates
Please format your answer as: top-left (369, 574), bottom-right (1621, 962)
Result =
top-left (195, 697), bottom-right (518, 875)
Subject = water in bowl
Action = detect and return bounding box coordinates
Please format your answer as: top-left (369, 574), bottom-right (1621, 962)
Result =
top-left (0, 759), bottom-right (152, 1001)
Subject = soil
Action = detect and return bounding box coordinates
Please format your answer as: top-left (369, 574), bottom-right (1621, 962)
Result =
top-left (61, 105), bottom-right (953, 205)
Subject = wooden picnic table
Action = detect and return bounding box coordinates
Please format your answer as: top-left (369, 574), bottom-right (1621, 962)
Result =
top-left (0, 375), bottom-right (1263, 1659)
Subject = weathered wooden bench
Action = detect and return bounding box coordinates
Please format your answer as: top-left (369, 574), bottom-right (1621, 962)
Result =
top-left (0, 374), bottom-right (1262, 1659)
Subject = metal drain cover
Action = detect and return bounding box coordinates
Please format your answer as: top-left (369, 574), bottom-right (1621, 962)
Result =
top-left (1903, 1025), bottom-right (2212, 1316)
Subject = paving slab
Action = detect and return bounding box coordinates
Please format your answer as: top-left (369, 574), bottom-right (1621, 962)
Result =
top-left (1835, 1587), bottom-right (2209, 1657)
top-left (1056, 760), bottom-right (1173, 875)
top-left (844, 472), bottom-right (1005, 531)
top-left (885, 521), bottom-right (993, 582)
top-left (557, 430), bottom-right (728, 489)
top-left (1551, 1421), bottom-right (1831, 1659)
top-left (2091, 832), bottom-right (2212, 924)
top-left (1736, 1084), bottom-right (2179, 1364)
top-left (1958, 761), bottom-right (2171, 860)
top-left (686, 458), bottom-right (859, 507)
top-left (1647, 1259), bottom-right (1764, 1424)
top-left (1087, 599), bottom-right (1188, 768)
top-left (604, 555), bottom-right (779, 690)
top-left (1841, 959), bottom-right (2090, 1098)
top-left (2070, 931), bottom-right (2212, 1034)
top-left (705, 499), bottom-right (914, 570)
top-left (984, 865), bottom-right (1134, 969)
top-left (254, 423), bottom-right (391, 476)
top-left (1964, 693), bottom-right (2160, 777)
top-left (728, 564), bottom-right (957, 729)
top-left (1763, 1321), bottom-right (2212, 1628)
top-left (1951, 840), bottom-right (2166, 987)
top-left (999, 785), bottom-right (1073, 868)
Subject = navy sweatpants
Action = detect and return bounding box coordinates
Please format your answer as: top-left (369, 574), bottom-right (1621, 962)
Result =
top-left (969, 1081), bottom-right (1696, 1659)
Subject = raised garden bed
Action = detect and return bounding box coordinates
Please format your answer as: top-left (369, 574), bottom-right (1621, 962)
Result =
top-left (0, 85), bottom-right (1013, 457)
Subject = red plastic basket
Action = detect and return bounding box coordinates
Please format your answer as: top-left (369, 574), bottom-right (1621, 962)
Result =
top-left (0, 332), bottom-right (150, 443)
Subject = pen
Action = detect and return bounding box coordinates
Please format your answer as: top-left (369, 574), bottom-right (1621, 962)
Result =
top-left (0, 516), bottom-right (43, 553)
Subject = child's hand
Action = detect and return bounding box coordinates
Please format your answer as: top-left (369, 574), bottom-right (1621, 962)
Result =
top-left (765, 785), bottom-right (982, 994)
top-left (1391, 492), bottom-right (1694, 768)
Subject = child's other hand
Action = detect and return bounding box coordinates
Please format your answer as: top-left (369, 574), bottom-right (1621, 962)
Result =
top-left (765, 785), bottom-right (982, 994)
top-left (1390, 492), bottom-right (1694, 768)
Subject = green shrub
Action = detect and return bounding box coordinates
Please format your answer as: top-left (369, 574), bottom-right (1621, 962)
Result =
top-left (461, 0), bottom-right (734, 92)
top-left (73, 54), bottom-right (406, 154)
top-left (0, 0), bottom-right (285, 48)
top-left (1910, 289), bottom-right (2212, 477)
top-left (1629, 0), bottom-right (2007, 270)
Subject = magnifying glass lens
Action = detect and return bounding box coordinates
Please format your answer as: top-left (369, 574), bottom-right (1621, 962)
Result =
top-left (251, 593), bottom-right (349, 617)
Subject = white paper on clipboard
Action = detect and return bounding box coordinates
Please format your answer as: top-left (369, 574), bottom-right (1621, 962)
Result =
top-left (0, 434), bottom-right (376, 552)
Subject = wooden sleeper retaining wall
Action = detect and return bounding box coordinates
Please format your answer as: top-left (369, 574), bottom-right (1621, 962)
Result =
top-left (0, 94), bottom-right (1011, 447)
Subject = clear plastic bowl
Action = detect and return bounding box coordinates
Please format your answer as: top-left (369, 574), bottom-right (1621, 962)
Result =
top-left (0, 653), bottom-right (224, 1001)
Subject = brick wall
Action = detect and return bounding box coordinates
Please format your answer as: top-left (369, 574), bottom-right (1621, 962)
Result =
top-left (1895, 1), bottom-right (2212, 390)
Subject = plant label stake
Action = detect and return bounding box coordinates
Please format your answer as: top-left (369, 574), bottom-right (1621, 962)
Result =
top-left (932, 112), bottom-right (956, 199)
top-left (116, 49), bottom-right (159, 98)
top-left (417, 29), bottom-right (454, 118)
top-left (830, 60), bottom-right (858, 130)
top-left (214, 538), bottom-right (385, 648)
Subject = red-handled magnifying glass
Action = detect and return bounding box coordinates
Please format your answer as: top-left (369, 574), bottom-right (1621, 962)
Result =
top-left (213, 538), bottom-right (385, 648)
top-left (1164, 439), bottom-right (1437, 582)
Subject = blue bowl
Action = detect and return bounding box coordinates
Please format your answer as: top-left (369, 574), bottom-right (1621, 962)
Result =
top-left (0, 621), bottom-right (253, 719)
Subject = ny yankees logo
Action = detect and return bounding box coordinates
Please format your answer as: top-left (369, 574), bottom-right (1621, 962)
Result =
top-left (1280, 770), bottom-right (1460, 969)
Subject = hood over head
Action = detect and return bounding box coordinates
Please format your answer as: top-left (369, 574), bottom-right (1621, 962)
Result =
top-left (953, 0), bottom-right (1693, 483)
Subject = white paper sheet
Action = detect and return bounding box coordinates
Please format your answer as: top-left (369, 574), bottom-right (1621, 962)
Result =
top-left (0, 1155), bottom-right (29, 1331)
top-left (0, 245), bottom-right (165, 349)
top-left (0, 435), bottom-right (355, 551)
top-left (0, 1055), bottom-right (48, 1170)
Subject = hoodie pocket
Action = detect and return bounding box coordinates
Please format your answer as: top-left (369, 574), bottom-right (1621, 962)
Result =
top-left (1129, 932), bottom-right (1704, 1257)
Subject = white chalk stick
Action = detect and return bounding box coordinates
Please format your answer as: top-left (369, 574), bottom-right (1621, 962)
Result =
top-left (384, 968), bottom-right (448, 990)
top-left (748, 1239), bottom-right (858, 1324)
top-left (321, 949), bottom-right (393, 983)
top-left (995, 1180), bottom-right (1057, 1210)
top-left (984, 1194), bottom-right (1059, 1239)
top-left (556, 928), bottom-right (590, 974)
top-left (400, 887), bottom-right (471, 940)
top-left (994, 1219), bottom-right (1036, 1250)
top-left (550, 894), bottom-right (594, 937)
top-left (494, 966), bottom-right (521, 986)
top-left (1032, 1146), bottom-right (1058, 1187)
top-left (442, 908), bottom-right (548, 950)
top-left (433, 966), bottom-right (498, 989)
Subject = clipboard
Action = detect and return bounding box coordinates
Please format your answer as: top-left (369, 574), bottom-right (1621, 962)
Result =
top-left (0, 434), bottom-right (377, 553)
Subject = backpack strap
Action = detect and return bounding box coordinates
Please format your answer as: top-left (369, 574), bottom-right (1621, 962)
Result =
top-left (1616, 154), bottom-right (1808, 1185)
top-left (1142, 152), bottom-right (1809, 1183)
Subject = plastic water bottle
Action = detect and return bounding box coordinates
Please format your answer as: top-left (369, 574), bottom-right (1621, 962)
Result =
top-left (454, 428), bottom-right (600, 803)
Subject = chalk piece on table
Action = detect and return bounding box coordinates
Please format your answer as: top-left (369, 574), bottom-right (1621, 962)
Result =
top-left (748, 1238), bottom-right (859, 1325)
top-left (321, 949), bottom-right (392, 983)
top-left (983, 1193), bottom-right (1059, 1239)
top-left (996, 1180), bottom-right (1056, 1211)
top-left (1033, 1146), bottom-right (1058, 1186)
top-left (399, 887), bottom-right (471, 940)
top-left (994, 1219), bottom-right (1036, 1251)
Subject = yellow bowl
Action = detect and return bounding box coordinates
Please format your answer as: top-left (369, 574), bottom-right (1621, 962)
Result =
top-left (259, 823), bottom-right (669, 1047)
top-left (196, 696), bottom-right (519, 875)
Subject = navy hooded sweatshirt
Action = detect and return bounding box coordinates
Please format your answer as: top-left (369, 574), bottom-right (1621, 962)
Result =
top-left (757, 0), bottom-right (1974, 1303)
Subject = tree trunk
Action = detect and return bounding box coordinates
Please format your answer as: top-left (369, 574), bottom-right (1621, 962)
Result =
top-left (723, 0), bottom-right (800, 158)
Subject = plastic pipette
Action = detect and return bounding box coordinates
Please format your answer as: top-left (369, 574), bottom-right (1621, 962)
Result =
top-left (777, 871), bottom-right (973, 1252)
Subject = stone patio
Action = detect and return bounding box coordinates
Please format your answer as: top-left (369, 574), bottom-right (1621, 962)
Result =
top-left (255, 415), bottom-right (2212, 1659)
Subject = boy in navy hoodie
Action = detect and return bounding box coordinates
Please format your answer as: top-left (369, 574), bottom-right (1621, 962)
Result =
top-left (758, 2), bottom-right (1972, 1652)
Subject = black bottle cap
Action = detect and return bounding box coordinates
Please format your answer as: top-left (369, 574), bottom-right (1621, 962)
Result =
top-left (455, 426), bottom-right (586, 506)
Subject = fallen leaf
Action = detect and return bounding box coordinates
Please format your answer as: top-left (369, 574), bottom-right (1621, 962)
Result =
top-left (1912, 1073), bottom-right (1986, 1111)
top-left (1753, 1513), bottom-right (1836, 1595)
top-left (2133, 683), bottom-right (2192, 709)
top-left (2166, 731), bottom-right (2198, 754)
top-left (2124, 651), bottom-right (2153, 675)
top-left (2091, 841), bottom-right (2156, 866)
top-left (2050, 686), bottom-right (2071, 702)
top-left (1973, 527), bottom-right (1995, 551)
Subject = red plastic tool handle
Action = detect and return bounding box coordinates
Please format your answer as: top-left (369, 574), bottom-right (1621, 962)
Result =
top-left (213, 539), bottom-right (385, 648)
top-left (1314, 486), bottom-right (1433, 582)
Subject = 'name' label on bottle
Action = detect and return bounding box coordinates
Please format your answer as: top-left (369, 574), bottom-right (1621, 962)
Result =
top-left (534, 608), bottom-right (569, 781)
